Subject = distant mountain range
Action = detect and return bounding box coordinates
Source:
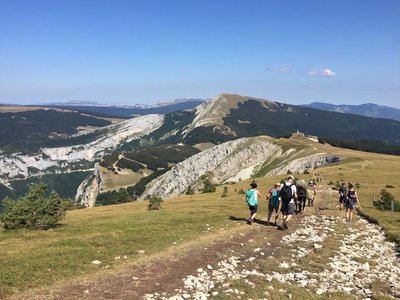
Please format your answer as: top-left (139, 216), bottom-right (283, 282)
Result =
top-left (43, 98), bottom-right (205, 118)
top-left (303, 102), bottom-right (400, 121)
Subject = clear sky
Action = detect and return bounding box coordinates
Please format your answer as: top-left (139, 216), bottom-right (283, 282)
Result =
top-left (1, 0), bottom-right (399, 107)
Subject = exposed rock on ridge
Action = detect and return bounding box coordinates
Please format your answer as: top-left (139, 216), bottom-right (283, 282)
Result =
top-left (141, 136), bottom-right (280, 199)
top-left (0, 114), bottom-right (164, 186)
top-left (140, 136), bottom-right (341, 199)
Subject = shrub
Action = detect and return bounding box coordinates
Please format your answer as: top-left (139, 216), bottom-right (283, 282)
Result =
top-left (202, 178), bottom-right (216, 193)
top-left (303, 169), bottom-right (310, 174)
top-left (373, 189), bottom-right (400, 211)
top-left (186, 185), bottom-right (195, 195)
top-left (238, 188), bottom-right (245, 194)
top-left (221, 186), bottom-right (228, 198)
top-left (147, 195), bottom-right (164, 210)
top-left (385, 184), bottom-right (395, 189)
top-left (0, 183), bottom-right (69, 230)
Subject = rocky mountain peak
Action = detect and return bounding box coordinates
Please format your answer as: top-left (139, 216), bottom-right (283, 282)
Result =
top-left (183, 93), bottom-right (275, 137)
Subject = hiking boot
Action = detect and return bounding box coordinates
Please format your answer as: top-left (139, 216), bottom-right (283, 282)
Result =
top-left (283, 222), bottom-right (288, 230)
top-left (247, 218), bottom-right (252, 225)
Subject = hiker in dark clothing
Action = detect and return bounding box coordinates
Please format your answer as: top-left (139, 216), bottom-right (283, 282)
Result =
top-left (345, 183), bottom-right (361, 223)
top-left (338, 182), bottom-right (347, 210)
top-left (279, 175), bottom-right (297, 230)
top-left (296, 184), bottom-right (307, 213)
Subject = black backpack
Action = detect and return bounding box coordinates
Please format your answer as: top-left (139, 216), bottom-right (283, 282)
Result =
top-left (280, 184), bottom-right (293, 203)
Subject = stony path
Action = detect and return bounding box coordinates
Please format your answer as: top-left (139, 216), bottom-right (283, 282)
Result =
top-left (143, 186), bottom-right (400, 300)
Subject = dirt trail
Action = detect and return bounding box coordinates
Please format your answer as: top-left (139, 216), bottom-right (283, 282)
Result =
top-left (10, 184), bottom-right (400, 300)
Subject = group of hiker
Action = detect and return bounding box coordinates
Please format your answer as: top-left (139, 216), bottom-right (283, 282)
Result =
top-left (245, 174), bottom-right (361, 229)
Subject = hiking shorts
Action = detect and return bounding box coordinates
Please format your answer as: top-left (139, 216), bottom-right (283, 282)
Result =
top-left (345, 202), bottom-right (356, 209)
top-left (249, 205), bottom-right (258, 214)
top-left (339, 196), bottom-right (346, 204)
top-left (281, 202), bottom-right (295, 215)
top-left (268, 205), bottom-right (279, 214)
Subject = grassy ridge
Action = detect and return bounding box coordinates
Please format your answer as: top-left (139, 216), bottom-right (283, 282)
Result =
top-left (0, 181), bottom-right (263, 297)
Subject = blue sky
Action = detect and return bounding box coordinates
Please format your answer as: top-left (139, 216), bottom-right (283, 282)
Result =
top-left (0, 0), bottom-right (399, 107)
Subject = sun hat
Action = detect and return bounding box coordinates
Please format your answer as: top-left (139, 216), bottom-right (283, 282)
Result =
top-left (287, 175), bottom-right (295, 180)
top-left (275, 182), bottom-right (281, 187)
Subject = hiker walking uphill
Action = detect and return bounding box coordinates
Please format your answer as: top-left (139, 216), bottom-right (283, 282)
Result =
top-left (245, 182), bottom-right (261, 225)
top-left (295, 179), bottom-right (308, 213)
top-left (267, 182), bottom-right (281, 226)
top-left (345, 183), bottom-right (361, 223)
top-left (307, 180), bottom-right (317, 207)
top-left (279, 175), bottom-right (297, 230)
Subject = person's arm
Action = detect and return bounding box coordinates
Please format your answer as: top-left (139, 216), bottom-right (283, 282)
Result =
top-left (257, 190), bottom-right (261, 199)
top-left (356, 192), bottom-right (361, 209)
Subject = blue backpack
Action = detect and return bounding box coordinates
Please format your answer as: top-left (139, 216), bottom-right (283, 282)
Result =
top-left (270, 189), bottom-right (279, 206)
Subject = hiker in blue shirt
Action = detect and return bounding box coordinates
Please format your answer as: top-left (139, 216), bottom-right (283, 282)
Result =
top-left (245, 182), bottom-right (261, 224)
top-left (267, 182), bottom-right (281, 226)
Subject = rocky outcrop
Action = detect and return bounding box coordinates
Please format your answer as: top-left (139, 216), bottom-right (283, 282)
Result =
top-left (0, 114), bottom-right (164, 186)
top-left (266, 154), bottom-right (341, 176)
top-left (75, 163), bottom-right (102, 207)
top-left (140, 136), bottom-right (342, 200)
top-left (141, 137), bottom-right (280, 199)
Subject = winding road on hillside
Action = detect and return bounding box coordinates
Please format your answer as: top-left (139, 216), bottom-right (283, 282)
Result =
top-left (10, 184), bottom-right (400, 300)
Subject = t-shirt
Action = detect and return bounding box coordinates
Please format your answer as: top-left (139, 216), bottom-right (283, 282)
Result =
top-left (246, 189), bottom-right (258, 206)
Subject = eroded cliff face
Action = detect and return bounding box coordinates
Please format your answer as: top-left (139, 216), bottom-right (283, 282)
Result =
top-left (75, 163), bottom-right (102, 207)
top-left (140, 136), bottom-right (341, 200)
top-left (0, 114), bottom-right (164, 188)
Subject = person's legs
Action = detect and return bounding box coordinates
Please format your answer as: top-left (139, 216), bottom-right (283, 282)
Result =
top-left (349, 208), bottom-right (354, 223)
top-left (267, 206), bottom-right (273, 222)
top-left (274, 206), bottom-right (280, 225)
top-left (345, 207), bottom-right (350, 222)
top-left (283, 203), bottom-right (295, 229)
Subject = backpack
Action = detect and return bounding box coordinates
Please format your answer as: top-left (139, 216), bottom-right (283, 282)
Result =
top-left (270, 188), bottom-right (279, 206)
top-left (280, 184), bottom-right (293, 203)
top-left (297, 186), bottom-right (306, 197)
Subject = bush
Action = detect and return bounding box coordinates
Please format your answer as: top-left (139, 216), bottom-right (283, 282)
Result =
top-left (186, 185), bottom-right (195, 195)
top-left (148, 195), bottom-right (164, 210)
top-left (385, 184), bottom-right (395, 189)
top-left (0, 183), bottom-right (69, 230)
top-left (221, 186), bottom-right (228, 198)
top-left (373, 189), bottom-right (400, 211)
top-left (238, 188), bottom-right (245, 194)
top-left (202, 178), bottom-right (216, 193)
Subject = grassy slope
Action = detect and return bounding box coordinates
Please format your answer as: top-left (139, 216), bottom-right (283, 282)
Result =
top-left (0, 137), bottom-right (399, 297)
